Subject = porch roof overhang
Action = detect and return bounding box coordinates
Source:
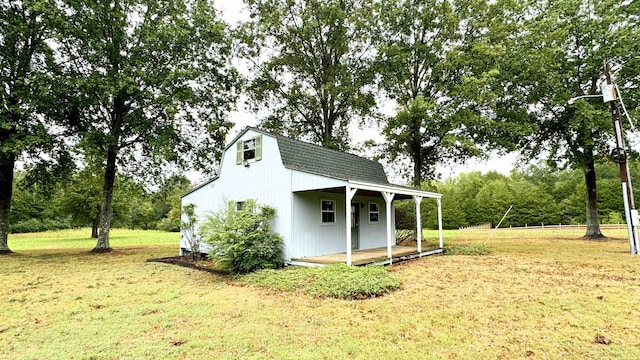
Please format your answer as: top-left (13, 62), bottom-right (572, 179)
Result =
top-left (347, 180), bottom-right (442, 200)
top-left (292, 178), bottom-right (442, 201)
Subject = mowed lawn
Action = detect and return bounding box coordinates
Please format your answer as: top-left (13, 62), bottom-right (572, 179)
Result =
top-left (2, 228), bottom-right (640, 359)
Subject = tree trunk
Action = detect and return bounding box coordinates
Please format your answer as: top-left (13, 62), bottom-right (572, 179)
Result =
top-left (411, 116), bottom-right (422, 188)
top-left (583, 153), bottom-right (605, 238)
top-left (91, 145), bottom-right (118, 252)
top-left (91, 216), bottom-right (99, 238)
top-left (0, 153), bottom-right (16, 254)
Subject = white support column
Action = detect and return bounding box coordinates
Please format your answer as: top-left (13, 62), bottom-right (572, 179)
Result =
top-left (382, 192), bottom-right (395, 263)
top-left (413, 195), bottom-right (423, 253)
top-left (346, 186), bottom-right (358, 266)
top-left (437, 198), bottom-right (443, 249)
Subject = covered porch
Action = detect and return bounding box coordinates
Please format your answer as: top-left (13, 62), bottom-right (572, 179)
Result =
top-left (344, 180), bottom-right (443, 265)
top-left (290, 179), bottom-right (443, 266)
top-left (290, 245), bottom-right (444, 266)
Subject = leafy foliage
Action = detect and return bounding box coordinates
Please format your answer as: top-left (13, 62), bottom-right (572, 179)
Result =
top-left (0, 0), bottom-right (64, 252)
top-left (444, 243), bottom-right (491, 256)
top-left (180, 203), bottom-right (201, 261)
top-left (55, 0), bottom-right (239, 250)
top-left (9, 167), bottom-right (191, 234)
top-left (238, 264), bottom-right (399, 300)
top-left (240, 0), bottom-right (377, 149)
top-left (200, 199), bottom-right (284, 274)
top-left (374, 0), bottom-right (521, 185)
top-left (393, 161), bottom-right (640, 230)
top-left (493, 0), bottom-right (640, 236)
top-left (306, 264), bottom-right (400, 300)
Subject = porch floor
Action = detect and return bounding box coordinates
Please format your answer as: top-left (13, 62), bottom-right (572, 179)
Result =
top-left (292, 245), bottom-right (442, 266)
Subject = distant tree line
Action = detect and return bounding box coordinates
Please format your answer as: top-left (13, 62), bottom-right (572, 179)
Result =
top-left (396, 161), bottom-right (640, 230)
top-left (10, 169), bottom-right (190, 235)
top-left (13, 159), bottom-right (639, 234)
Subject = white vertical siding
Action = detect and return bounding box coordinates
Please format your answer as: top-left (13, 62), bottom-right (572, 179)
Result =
top-left (291, 171), bottom-right (346, 192)
top-left (290, 192), bottom-right (389, 259)
top-left (181, 130), bottom-right (294, 259)
top-left (180, 129), bottom-right (403, 261)
top-left (356, 195), bottom-right (387, 249)
top-left (291, 191), bottom-right (345, 258)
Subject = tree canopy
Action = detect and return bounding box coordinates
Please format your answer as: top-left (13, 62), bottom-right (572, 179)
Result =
top-left (492, 0), bottom-right (640, 237)
top-left (54, 0), bottom-right (239, 251)
top-left (240, 0), bottom-right (377, 150)
top-left (374, 0), bottom-right (528, 186)
top-left (0, 0), bottom-right (66, 253)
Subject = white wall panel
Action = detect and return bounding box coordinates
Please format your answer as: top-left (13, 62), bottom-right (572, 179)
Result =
top-left (181, 130), bottom-right (294, 259)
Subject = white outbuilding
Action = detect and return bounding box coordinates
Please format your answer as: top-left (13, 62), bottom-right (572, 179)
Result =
top-left (181, 127), bottom-right (443, 266)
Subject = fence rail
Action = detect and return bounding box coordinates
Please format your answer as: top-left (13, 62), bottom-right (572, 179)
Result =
top-left (459, 223), bottom-right (627, 231)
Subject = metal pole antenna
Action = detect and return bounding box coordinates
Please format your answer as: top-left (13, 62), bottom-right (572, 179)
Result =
top-left (604, 60), bottom-right (640, 254)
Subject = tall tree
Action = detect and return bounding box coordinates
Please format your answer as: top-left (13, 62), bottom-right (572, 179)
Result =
top-left (375, 0), bottom-right (521, 186)
top-left (58, 165), bottom-right (105, 238)
top-left (240, 0), bottom-right (377, 150)
top-left (56, 0), bottom-right (238, 252)
top-left (497, 0), bottom-right (640, 237)
top-left (0, 0), bottom-right (61, 253)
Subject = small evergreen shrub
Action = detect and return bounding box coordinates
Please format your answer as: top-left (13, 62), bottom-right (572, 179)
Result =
top-left (237, 264), bottom-right (400, 299)
top-left (200, 199), bottom-right (284, 274)
top-left (444, 243), bottom-right (491, 255)
top-left (307, 264), bottom-right (400, 299)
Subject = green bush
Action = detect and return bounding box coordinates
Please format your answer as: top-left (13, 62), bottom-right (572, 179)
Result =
top-left (238, 264), bottom-right (400, 300)
top-left (200, 199), bottom-right (284, 274)
top-left (156, 216), bottom-right (180, 232)
top-left (444, 243), bottom-right (491, 255)
top-left (10, 217), bottom-right (73, 233)
top-left (307, 264), bottom-right (399, 299)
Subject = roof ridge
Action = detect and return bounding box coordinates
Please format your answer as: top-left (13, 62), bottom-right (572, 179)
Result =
top-left (246, 126), bottom-right (378, 164)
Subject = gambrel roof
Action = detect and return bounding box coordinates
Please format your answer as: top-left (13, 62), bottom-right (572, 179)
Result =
top-left (185, 127), bottom-right (392, 196)
top-left (274, 133), bottom-right (389, 185)
top-left (224, 127), bottom-right (390, 184)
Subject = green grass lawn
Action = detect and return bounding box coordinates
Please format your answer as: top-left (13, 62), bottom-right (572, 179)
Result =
top-left (2, 228), bottom-right (640, 359)
top-left (7, 228), bottom-right (179, 252)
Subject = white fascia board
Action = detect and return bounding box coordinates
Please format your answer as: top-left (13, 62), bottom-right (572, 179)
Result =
top-left (348, 180), bottom-right (442, 199)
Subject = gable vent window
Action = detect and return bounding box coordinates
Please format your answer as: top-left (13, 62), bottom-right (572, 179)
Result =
top-left (236, 135), bottom-right (262, 165)
top-left (321, 199), bottom-right (336, 224)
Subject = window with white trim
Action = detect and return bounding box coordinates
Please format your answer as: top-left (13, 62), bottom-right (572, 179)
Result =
top-left (369, 202), bottom-right (380, 223)
top-left (236, 201), bottom-right (245, 212)
top-left (321, 199), bottom-right (336, 224)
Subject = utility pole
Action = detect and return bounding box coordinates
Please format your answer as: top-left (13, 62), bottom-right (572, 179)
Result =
top-left (604, 60), bottom-right (640, 254)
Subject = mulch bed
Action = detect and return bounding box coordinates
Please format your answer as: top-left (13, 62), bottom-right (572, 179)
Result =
top-left (147, 256), bottom-right (229, 275)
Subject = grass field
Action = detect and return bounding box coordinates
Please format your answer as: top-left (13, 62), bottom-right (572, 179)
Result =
top-left (2, 228), bottom-right (640, 359)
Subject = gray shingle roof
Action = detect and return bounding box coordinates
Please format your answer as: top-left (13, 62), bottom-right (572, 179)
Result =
top-left (273, 133), bottom-right (390, 185)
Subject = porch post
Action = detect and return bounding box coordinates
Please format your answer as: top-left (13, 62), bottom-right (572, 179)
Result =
top-left (413, 195), bottom-right (423, 253)
top-left (437, 197), bottom-right (443, 249)
top-left (346, 186), bottom-right (357, 266)
top-left (382, 192), bottom-right (395, 263)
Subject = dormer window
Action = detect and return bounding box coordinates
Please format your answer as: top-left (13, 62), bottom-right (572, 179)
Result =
top-left (236, 135), bottom-right (262, 165)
